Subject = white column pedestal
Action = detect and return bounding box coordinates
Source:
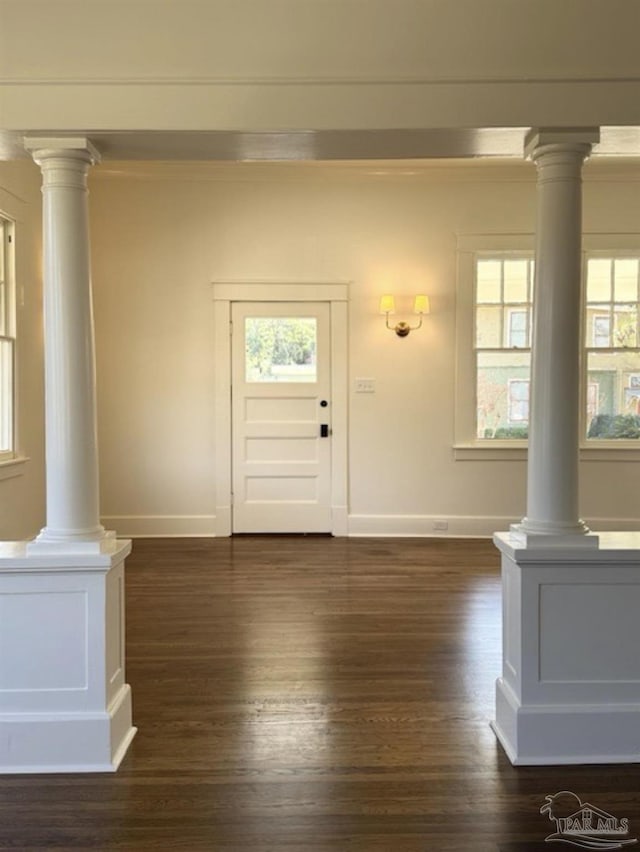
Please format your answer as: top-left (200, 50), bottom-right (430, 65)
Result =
top-left (492, 531), bottom-right (640, 765)
top-left (0, 539), bottom-right (136, 773)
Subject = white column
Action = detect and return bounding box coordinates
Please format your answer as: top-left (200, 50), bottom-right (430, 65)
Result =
top-left (24, 137), bottom-right (107, 552)
top-left (0, 137), bottom-right (135, 774)
top-left (489, 127), bottom-right (640, 768)
top-left (518, 128), bottom-right (599, 544)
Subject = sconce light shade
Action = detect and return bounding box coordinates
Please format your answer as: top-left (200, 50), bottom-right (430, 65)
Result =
top-left (380, 292), bottom-right (430, 337)
top-left (414, 294), bottom-right (430, 315)
top-left (379, 294), bottom-right (395, 315)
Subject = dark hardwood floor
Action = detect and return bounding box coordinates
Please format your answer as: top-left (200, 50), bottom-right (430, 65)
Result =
top-left (2, 536), bottom-right (640, 851)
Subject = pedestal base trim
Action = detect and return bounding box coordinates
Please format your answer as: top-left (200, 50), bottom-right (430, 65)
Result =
top-left (0, 684), bottom-right (136, 774)
top-left (494, 677), bottom-right (640, 765)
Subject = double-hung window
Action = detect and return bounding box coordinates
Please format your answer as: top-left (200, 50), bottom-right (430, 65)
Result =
top-left (455, 235), bottom-right (640, 456)
top-left (474, 256), bottom-right (534, 440)
top-left (584, 256), bottom-right (640, 441)
top-left (0, 214), bottom-right (15, 461)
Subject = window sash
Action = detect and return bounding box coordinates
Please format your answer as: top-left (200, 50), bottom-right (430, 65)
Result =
top-left (0, 336), bottom-right (14, 457)
top-left (456, 238), bottom-right (640, 453)
top-left (582, 252), bottom-right (640, 442)
top-left (473, 255), bottom-right (533, 441)
top-left (0, 216), bottom-right (15, 459)
top-left (468, 248), bottom-right (640, 446)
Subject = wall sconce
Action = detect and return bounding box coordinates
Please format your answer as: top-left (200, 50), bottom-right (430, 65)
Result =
top-left (380, 294), bottom-right (430, 337)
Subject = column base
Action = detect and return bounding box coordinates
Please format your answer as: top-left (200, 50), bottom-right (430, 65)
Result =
top-left (26, 527), bottom-right (114, 556)
top-left (493, 530), bottom-right (640, 766)
top-left (511, 521), bottom-right (598, 548)
top-left (492, 677), bottom-right (640, 765)
top-left (0, 538), bottom-right (135, 774)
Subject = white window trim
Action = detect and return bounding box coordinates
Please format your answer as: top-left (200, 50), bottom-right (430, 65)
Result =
top-left (0, 212), bottom-right (16, 463)
top-left (0, 456), bottom-right (29, 481)
top-left (454, 233), bottom-right (640, 461)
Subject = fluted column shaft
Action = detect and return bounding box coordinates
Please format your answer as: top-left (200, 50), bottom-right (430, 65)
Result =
top-left (25, 139), bottom-right (105, 549)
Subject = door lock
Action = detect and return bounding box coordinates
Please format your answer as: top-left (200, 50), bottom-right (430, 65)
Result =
top-left (320, 424), bottom-right (330, 438)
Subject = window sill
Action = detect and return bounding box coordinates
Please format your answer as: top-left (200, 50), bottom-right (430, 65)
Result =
top-left (580, 444), bottom-right (640, 461)
top-left (0, 456), bottom-right (29, 481)
top-left (454, 444), bottom-right (640, 461)
top-left (454, 444), bottom-right (527, 461)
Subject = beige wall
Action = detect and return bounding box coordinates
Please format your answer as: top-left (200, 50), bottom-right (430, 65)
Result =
top-left (0, 159), bottom-right (44, 539)
top-left (88, 160), bottom-right (640, 537)
top-left (2, 0), bottom-right (640, 131)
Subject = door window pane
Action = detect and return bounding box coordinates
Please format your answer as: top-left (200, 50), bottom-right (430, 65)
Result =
top-left (245, 317), bottom-right (317, 383)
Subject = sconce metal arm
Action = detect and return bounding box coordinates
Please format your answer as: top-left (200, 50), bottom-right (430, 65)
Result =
top-left (385, 312), bottom-right (424, 337)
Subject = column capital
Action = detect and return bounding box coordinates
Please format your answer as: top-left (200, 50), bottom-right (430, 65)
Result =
top-left (524, 127), bottom-right (600, 162)
top-left (23, 136), bottom-right (101, 166)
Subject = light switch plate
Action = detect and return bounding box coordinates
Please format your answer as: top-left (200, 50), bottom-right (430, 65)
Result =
top-left (355, 378), bottom-right (376, 393)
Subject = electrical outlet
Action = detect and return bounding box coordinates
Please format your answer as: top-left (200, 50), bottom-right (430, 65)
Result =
top-left (355, 378), bottom-right (376, 393)
top-left (433, 520), bottom-right (449, 532)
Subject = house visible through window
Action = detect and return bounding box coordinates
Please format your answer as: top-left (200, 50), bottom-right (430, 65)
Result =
top-left (475, 257), bottom-right (534, 439)
top-left (508, 379), bottom-right (529, 423)
top-left (592, 315), bottom-right (611, 348)
top-left (469, 252), bottom-right (640, 444)
top-left (585, 257), bottom-right (640, 440)
top-left (507, 309), bottom-right (528, 348)
top-left (0, 215), bottom-right (15, 459)
top-left (456, 238), bottom-right (640, 454)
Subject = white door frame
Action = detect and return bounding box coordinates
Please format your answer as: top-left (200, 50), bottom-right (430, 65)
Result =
top-left (212, 281), bottom-right (349, 537)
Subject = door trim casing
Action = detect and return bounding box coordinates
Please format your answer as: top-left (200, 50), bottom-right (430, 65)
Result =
top-left (212, 281), bottom-right (349, 537)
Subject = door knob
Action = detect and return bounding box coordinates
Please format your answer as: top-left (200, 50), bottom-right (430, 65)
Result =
top-left (320, 424), bottom-right (329, 438)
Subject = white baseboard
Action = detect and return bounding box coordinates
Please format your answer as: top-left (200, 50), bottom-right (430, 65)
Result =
top-left (587, 516), bottom-right (640, 531)
top-left (101, 515), bottom-right (217, 538)
top-left (347, 514), bottom-right (517, 537)
top-left (102, 513), bottom-right (640, 539)
top-left (347, 514), bottom-right (640, 538)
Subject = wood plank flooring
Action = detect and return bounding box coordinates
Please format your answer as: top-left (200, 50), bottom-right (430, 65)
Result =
top-left (2, 536), bottom-right (640, 851)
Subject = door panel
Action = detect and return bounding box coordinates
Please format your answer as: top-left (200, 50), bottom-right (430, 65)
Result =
top-left (231, 302), bottom-right (332, 533)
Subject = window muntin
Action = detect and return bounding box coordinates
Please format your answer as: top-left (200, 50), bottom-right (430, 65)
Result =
top-left (474, 257), bottom-right (534, 440)
top-left (584, 257), bottom-right (640, 441)
top-left (0, 216), bottom-right (14, 459)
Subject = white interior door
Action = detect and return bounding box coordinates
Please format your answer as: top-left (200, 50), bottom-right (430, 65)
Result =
top-left (231, 301), bottom-right (332, 533)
